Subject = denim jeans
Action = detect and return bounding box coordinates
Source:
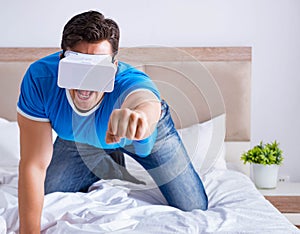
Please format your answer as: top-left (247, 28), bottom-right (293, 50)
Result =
top-left (45, 100), bottom-right (208, 211)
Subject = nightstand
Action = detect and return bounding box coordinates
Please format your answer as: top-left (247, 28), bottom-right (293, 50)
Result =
top-left (259, 182), bottom-right (300, 228)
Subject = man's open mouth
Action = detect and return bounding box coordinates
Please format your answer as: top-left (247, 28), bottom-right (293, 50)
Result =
top-left (76, 90), bottom-right (93, 100)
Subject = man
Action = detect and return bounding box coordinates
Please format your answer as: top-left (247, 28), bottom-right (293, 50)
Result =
top-left (17, 10), bottom-right (208, 233)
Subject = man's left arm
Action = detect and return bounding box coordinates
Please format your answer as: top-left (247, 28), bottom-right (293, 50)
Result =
top-left (105, 90), bottom-right (161, 144)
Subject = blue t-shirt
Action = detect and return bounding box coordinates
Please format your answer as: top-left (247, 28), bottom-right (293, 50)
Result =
top-left (17, 52), bottom-right (161, 157)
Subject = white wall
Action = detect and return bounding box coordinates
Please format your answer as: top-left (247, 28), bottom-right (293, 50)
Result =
top-left (1, 0), bottom-right (300, 181)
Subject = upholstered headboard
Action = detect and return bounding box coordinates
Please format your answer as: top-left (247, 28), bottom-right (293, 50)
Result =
top-left (0, 47), bottom-right (251, 174)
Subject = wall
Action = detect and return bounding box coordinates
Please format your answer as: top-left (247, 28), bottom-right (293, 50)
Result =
top-left (1, 0), bottom-right (300, 181)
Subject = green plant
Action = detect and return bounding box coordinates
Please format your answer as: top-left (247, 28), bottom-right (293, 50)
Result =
top-left (241, 141), bottom-right (284, 165)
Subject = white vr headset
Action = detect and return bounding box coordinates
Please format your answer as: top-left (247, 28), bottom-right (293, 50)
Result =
top-left (58, 51), bottom-right (117, 92)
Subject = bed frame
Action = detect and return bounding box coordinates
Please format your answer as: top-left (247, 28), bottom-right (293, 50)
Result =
top-left (0, 47), bottom-right (251, 175)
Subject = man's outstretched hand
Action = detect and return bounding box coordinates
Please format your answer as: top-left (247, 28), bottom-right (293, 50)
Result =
top-left (105, 108), bottom-right (149, 144)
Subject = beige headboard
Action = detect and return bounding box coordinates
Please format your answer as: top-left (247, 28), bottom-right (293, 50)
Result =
top-left (0, 47), bottom-right (251, 143)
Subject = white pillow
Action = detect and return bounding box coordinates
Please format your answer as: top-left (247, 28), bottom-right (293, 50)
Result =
top-left (0, 119), bottom-right (20, 167)
top-left (0, 118), bottom-right (58, 168)
top-left (177, 114), bottom-right (227, 175)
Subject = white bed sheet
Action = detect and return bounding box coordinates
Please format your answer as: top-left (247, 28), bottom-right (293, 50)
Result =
top-left (0, 165), bottom-right (299, 234)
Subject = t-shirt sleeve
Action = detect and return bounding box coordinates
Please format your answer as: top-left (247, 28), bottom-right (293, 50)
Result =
top-left (114, 70), bottom-right (161, 108)
top-left (17, 66), bottom-right (49, 122)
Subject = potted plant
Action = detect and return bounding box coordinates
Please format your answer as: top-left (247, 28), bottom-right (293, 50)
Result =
top-left (241, 141), bottom-right (284, 189)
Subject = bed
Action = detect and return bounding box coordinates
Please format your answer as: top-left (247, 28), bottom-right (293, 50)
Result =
top-left (0, 47), bottom-right (298, 234)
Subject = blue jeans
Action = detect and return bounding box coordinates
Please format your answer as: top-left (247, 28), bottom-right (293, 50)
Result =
top-left (45, 100), bottom-right (208, 211)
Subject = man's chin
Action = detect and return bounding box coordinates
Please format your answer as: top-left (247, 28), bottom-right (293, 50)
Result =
top-left (74, 102), bottom-right (93, 113)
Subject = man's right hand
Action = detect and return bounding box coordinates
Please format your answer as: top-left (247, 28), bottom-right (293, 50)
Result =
top-left (17, 113), bottom-right (53, 234)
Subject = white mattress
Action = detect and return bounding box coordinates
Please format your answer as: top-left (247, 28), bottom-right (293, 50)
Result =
top-left (0, 165), bottom-right (298, 234)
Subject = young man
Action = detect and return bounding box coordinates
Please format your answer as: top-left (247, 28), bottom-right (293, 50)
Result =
top-left (17, 10), bottom-right (208, 233)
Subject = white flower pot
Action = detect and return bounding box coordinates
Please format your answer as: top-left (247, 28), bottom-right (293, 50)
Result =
top-left (252, 163), bottom-right (279, 189)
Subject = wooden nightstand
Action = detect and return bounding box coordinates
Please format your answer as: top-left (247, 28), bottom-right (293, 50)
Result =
top-left (259, 182), bottom-right (300, 228)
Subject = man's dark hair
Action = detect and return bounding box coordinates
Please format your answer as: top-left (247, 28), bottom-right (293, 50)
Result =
top-left (61, 11), bottom-right (120, 54)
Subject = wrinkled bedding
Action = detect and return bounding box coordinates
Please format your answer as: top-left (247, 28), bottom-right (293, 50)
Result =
top-left (0, 165), bottom-right (298, 234)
